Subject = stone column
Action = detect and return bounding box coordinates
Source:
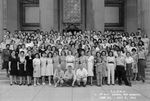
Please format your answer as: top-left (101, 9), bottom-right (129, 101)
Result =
top-left (137, 0), bottom-right (141, 30)
top-left (86, 0), bottom-right (92, 30)
top-left (53, 0), bottom-right (58, 31)
top-left (3, 0), bottom-right (7, 30)
top-left (0, 0), bottom-right (3, 42)
top-left (141, 0), bottom-right (150, 36)
top-left (141, 0), bottom-right (150, 51)
top-left (39, 0), bottom-right (54, 31)
top-left (124, 0), bottom-right (138, 33)
top-left (7, 0), bottom-right (18, 33)
top-left (91, 0), bottom-right (104, 33)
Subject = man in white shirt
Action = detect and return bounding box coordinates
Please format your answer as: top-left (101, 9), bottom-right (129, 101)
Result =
top-left (76, 64), bottom-right (88, 87)
top-left (116, 50), bottom-right (131, 87)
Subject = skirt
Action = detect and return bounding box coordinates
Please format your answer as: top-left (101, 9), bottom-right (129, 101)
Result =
top-left (126, 63), bottom-right (132, 77)
top-left (19, 64), bottom-right (26, 76)
top-left (41, 65), bottom-right (46, 76)
top-left (138, 59), bottom-right (146, 78)
top-left (133, 63), bottom-right (138, 73)
top-left (3, 61), bottom-right (9, 69)
top-left (33, 65), bottom-right (41, 78)
top-left (46, 64), bottom-right (53, 76)
top-left (26, 65), bottom-right (33, 76)
top-left (60, 61), bottom-right (66, 72)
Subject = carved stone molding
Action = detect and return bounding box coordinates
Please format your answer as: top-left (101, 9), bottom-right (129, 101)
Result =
top-left (3, 0), bottom-right (7, 29)
top-left (20, 0), bottom-right (39, 4)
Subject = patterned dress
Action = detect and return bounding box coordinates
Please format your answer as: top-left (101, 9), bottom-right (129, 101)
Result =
top-left (33, 58), bottom-right (41, 77)
top-left (75, 57), bottom-right (80, 72)
top-left (87, 56), bottom-right (94, 76)
top-left (79, 56), bottom-right (87, 69)
top-left (53, 56), bottom-right (60, 72)
top-left (60, 56), bottom-right (66, 72)
top-left (132, 53), bottom-right (138, 73)
top-left (46, 58), bottom-right (53, 76)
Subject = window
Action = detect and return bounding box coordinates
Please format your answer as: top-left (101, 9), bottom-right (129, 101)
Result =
top-left (63, 0), bottom-right (81, 23)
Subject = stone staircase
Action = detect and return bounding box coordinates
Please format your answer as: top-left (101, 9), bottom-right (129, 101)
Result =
top-left (0, 55), bottom-right (150, 84)
top-left (145, 55), bottom-right (150, 82)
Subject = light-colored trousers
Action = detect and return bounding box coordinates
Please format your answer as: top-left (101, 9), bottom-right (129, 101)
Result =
top-left (107, 64), bottom-right (115, 84)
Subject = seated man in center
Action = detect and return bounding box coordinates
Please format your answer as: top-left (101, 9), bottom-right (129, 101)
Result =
top-left (64, 66), bottom-right (76, 87)
top-left (53, 65), bottom-right (64, 88)
top-left (76, 63), bottom-right (88, 87)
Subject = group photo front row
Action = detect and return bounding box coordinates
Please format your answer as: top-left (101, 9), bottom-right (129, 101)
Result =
top-left (0, 30), bottom-right (149, 87)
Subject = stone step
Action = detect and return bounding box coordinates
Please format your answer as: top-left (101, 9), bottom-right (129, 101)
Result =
top-left (145, 72), bottom-right (150, 75)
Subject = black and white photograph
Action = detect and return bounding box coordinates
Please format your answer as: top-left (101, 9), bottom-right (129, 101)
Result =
top-left (0, 0), bottom-right (150, 101)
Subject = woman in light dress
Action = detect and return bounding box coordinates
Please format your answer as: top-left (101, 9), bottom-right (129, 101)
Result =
top-left (66, 50), bottom-right (75, 70)
top-left (101, 51), bottom-right (107, 85)
top-left (74, 52), bottom-right (80, 72)
top-left (33, 53), bottom-right (41, 87)
top-left (79, 50), bottom-right (87, 69)
top-left (40, 52), bottom-right (47, 85)
top-left (87, 51), bottom-right (94, 86)
top-left (53, 52), bottom-right (60, 72)
top-left (46, 52), bottom-right (54, 85)
top-left (60, 51), bottom-right (66, 72)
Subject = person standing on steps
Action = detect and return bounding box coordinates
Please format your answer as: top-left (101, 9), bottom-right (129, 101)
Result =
top-left (116, 50), bottom-right (131, 86)
top-left (1, 44), bottom-right (11, 77)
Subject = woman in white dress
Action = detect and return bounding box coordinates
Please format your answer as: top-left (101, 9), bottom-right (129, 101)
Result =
top-left (46, 52), bottom-right (54, 85)
top-left (33, 53), bottom-right (41, 87)
top-left (40, 52), bottom-right (47, 85)
top-left (66, 50), bottom-right (75, 70)
top-left (87, 51), bottom-right (94, 86)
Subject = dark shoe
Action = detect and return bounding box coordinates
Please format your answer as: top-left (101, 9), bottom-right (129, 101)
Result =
top-left (83, 84), bottom-right (86, 87)
top-left (10, 84), bottom-right (12, 86)
top-left (90, 84), bottom-right (93, 86)
top-left (127, 83), bottom-right (132, 87)
top-left (142, 79), bottom-right (145, 83)
top-left (112, 84), bottom-right (115, 86)
top-left (14, 82), bottom-right (18, 85)
top-left (19, 83), bottom-right (22, 86)
top-left (23, 83), bottom-right (26, 85)
top-left (6, 74), bottom-right (9, 77)
top-left (137, 77), bottom-right (141, 81)
top-left (78, 84), bottom-right (80, 87)
top-left (107, 84), bottom-right (110, 86)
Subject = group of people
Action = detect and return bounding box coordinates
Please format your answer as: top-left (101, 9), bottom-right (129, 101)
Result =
top-left (0, 29), bottom-right (149, 87)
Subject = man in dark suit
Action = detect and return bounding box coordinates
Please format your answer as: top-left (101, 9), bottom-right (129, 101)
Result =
top-left (1, 44), bottom-right (11, 77)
